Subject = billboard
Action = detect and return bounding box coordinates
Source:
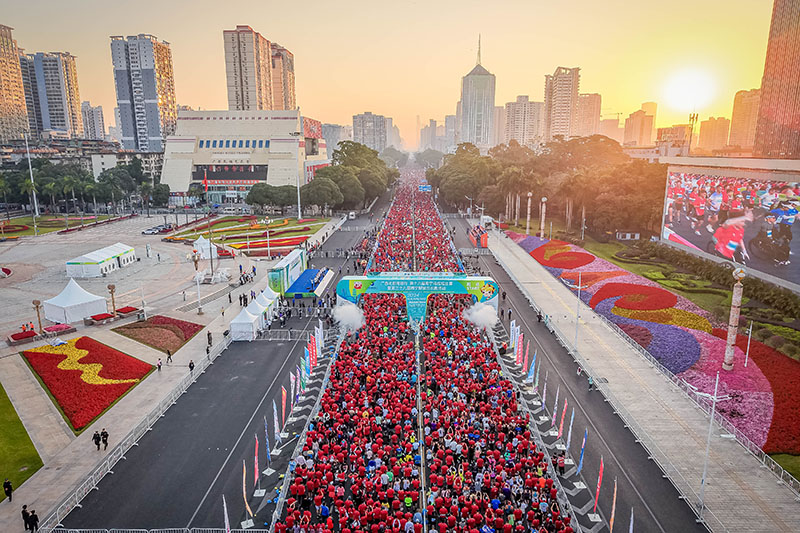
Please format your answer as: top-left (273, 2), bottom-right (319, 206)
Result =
top-left (302, 117), bottom-right (322, 139)
top-left (661, 170), bottom-right (799, 287)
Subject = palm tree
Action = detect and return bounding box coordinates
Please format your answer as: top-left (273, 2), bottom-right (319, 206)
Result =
top-left (42, 182), bottom-right (59, 214)
top-left (61, 176), bottom-right (79, 214)
top-left (0, 174), bottom-right (10, 221)
top-left (18, 178), bottom-right (38, 219)
top-left (139, 181), bottom-right (153, 217)
top-left (83, 181), bottom-right (100, 216)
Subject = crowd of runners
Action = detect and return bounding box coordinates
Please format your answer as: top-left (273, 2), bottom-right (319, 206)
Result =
top-left (276, 170), bottom-right (572, 533)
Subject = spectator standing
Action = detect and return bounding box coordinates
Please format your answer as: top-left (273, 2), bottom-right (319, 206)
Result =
top-left (3, 478), bottom-right (12, 501)
top-left (100, 428), bottom-right (109, 450)
top-left (21, 504), bottom-right (30, 530)
top-left (28, 510), bottom-right (39, 532)
top-left (189, 360), bottom-right (195, 374)
top-left (92, 431), bottom-right (101, 450)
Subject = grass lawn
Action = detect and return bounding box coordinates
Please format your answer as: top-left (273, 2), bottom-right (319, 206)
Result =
top-left (771, 454), bottom-right (800, 484)
top-left (1, 214), bottom-right (111, 236)
top-left (0, 382), bottom-right (43, 499)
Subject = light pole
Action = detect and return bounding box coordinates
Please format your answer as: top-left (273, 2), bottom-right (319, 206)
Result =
top-left (525, 192), bottom-right (532, 235)
top-left (687, 372), bottom-right (730, 523)
top-left (264, 217), bottom-right (272, 258)
top-left (290, 131), bottom-right (304, 220)
top-left (107, 284), bottom-right (117, 316)
top-left (464, 195), bottom-right (473, 217)
top-left (32, 300), bottom-right (43, 334)
top-left (723, 268), bottom-right (746, 371)
top-left (191, 250), bottom-right (203, 315)
top-left (24, 132), bottom-right (39, 236)
top-left (539, 197), bottom-right (548, 238)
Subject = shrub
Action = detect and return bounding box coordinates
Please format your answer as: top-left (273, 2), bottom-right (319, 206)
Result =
top-left (766, 335), bottom-right (786, 349)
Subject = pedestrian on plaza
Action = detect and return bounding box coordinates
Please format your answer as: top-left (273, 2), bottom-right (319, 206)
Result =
top-left (21, 324), bottom-right (26, 332)
top-left (92, 431), bottom-right (101, 451)
top-left (502, 291), bottom-right (507, 301)
top-left (157, 253), bottom-right (161, 262)
top-left (101, 428), bottom-right (109, 450)
top-left (239, 294), bottom-right (243, 306)
top-left (28, 510), bottom-right (38, 532)
top-left (28, 322), bottom-right (34, 331)
top-left (189, 360), bottom-right (195, 374)
top-left (500, 308), bottom-right (505, 320)
top-left (239, 264), bottom-right (243, 274)
top-left (537, 312), bottom-right (543, 322)
top-left (558, 453), bottom-right (566, 476)
top-left (21, 504), bottom-right (30, 530)
top-left (157, 358), bottom-right (162, 372)
top-left (166, 350), bottom-right (172, 364)
top-left (228, 293), bottom-right (232, 304)
top-left (221, 306), bottom-right (225, 317)
top-left (252, 265), bottom-right (256, 276)
top-left (3, 478), bottom-right (12, 501)
top-left (588, 375), bottom-right (594, 391)
top-left (182, 291), bottom-right (186, 301)
top-left (508, 308), bottom-right (513, 321)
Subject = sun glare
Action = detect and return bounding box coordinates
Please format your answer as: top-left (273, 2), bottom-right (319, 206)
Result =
top-left (663, 69), bottom-right (716, 113)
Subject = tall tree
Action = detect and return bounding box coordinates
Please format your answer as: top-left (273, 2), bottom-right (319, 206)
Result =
top-left (300, 177), bottom-right (343, 211)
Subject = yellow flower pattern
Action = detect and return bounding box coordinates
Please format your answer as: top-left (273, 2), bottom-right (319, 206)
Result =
top-left (26, 338), bottom-right (140, 385)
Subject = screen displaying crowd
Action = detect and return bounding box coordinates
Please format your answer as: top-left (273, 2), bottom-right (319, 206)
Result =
top-left (662, 171), bottom-right (800, 286)
top-left (275, 170), bottom-right (575, 533)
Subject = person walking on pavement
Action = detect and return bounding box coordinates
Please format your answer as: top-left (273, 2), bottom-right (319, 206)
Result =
top-left (28, 510), bottom-right (39, 531)
top-left (189, 360), bottom-right (195, 374)
top-left (22, 504), bottom-right (30, 530)
top-left (166, 350), bottom-right (172, 364)
top-left (101, 428), bottom-right (109, 450)
top-left (92, 431), bottom-right (102, 450)
top-left (228, 292), bottom-right (232, 304)
top-left (508, 307), bottom-right (513, 322)
top-left (3, 478), bottom-right (12, 501)
top-left (157, 358), bottom-right (162, 372)
top-left (588, 375), bottom-right (594, 391)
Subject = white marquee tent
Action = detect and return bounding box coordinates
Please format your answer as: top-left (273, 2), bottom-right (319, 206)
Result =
top-left (193, 236), bottom-right (218, 260)
top-left (256, 292), bottom-right (276, 318)
top-left (246, 299), bottom-right (267, 329)
top-left (261, 284), bottom-right (279, 301)
top-left (65, 242), bottom-right (136, 278)
top-left (230, 308), bottom-right (258, 341)
top-left (43, 279), bottom-right (108, 323)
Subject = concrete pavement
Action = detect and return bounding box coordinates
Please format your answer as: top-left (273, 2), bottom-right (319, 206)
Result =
top-left (488, 228), bottom-right (799, 532)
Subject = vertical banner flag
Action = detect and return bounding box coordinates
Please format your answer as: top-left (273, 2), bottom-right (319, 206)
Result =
top-left (610, 477), bottom-right (618, 532)
top-left (254, 433), bottom-right (259, 487)
top-left (310, 334), bottom-right (318, 368)
top-left (297, 365), bottom-right (304, 394)
top-left (593, 456), bottom-right (604, 514)
top-left (243, 460), bottom-right (253, 517)
top-left (526, 349), bottom-right (537, 383)
top-left (534, 360), bottom-right (541, 390)
top-left (264, 416), bottom-right (271, 464)
top-left (305, 348), bottom-right (311, 378)
top-left (565, 408), bottom-right (575, 451)
top-left (541, 371), bottom-right (548, 405)
top-left (576, 428), bottom-right (587, 475)
top-left (523, 340), bottom-right (530, 371)
top-left (290, 373), bottom-right (296, 407)
top-left (558, 398), bottom-right (568, 439)
top-left (509, 320), bottom-right (517, 348)
top-left (281, 386), bottom-right (287, 428)
top-left (223, 495), bottom-right (231, 533)
top-left (516, 333), bottom-right (524, 365)
top-left (551, 385), bottom-right (560, 427)
top-left (318, 319), bottom-right (324, 352)
top-left (629, 507), bottom-right (634, 533)
top-left (273, 400), bottom-right (281, 442)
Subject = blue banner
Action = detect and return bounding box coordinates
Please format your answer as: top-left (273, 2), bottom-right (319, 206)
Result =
top-left (264, 416), bottom-right (271, 465)
top-left (576, 428), bottom-right (588, 475)
top-left (526, 349), bottom-right (537, 383)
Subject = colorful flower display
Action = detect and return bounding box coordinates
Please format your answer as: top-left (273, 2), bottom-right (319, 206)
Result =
top-left (91, 313), bottom-right (114, 321)
top-left (508, 231), bottom-right (800, 454)
top-left (23, 337), bottom-right (152, 430)
top-left (112, 315), bottom-right (203, 353)
top-left (10, 330), bottom-right (37, 341)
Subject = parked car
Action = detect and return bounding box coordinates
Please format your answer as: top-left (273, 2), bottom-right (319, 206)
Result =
top-left (142, 228), bottom-right (160, 235)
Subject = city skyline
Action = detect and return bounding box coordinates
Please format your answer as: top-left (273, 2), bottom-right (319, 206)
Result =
top-left (3, 0), bottom-right (773, 149)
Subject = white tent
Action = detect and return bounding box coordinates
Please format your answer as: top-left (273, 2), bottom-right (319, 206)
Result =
top-left (256, 292), bottom-right (276, 315)
top-left (246, 299), bottom-right (267, 329)
top-left (230, 308), bottom-right (258, 341)
top-left (261, 284), bottom-right (279, 301)
top-left (193, 236), bottom-right (218, 260)
top-left (43, 278), bottom-right (108, 323)
top-left (66, 242), bottom-right (136, 278)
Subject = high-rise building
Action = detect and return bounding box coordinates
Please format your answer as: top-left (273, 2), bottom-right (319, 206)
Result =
top-left (754, 0), bottom-right (800, 158)
top-left (641, 101), bottom-right (657, 142)
top-left (544, 67), bottom-right (580, 140)
top-left (353, 112), bottom-right (387, 152)
top-left (81, 101), bottom-right (105, 140)
top-left (271, 43), bottom-right (296, 110)
top-left (111, 34), bottom-right (177, 152)
top-left (0, 25), bottom-right (29, 141)
top-left (599, 117), bottom-right (624, 144)
top-left (503, 95), bottom-right (544, 147)
top-left (492, 106), bottom-right (505, 147)
top-left (657, 124), bottom-right (692, 144)
top-left (444, 115), bottom-right (456, 152)
top-left (322, 123), bottom-right (352, 156)
top-left (458, 38), bottom-right (496, 149)
top-left (420, 119), bottom-right (437, 151)
top-left (224, 26), bottom-right (273, 112)
top-left (19, 52), bottom-right (83, 138)
top-left (576, 93), bottom-right (601, 137)
top-left (623, 109), bottom-right (654, 146)
top-left (729, 89), bottom-right (761, 148)
top-left (698, 116), bottom-right (731, 151)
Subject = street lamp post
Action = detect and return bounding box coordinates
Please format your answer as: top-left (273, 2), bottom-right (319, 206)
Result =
top-left (191, 251), bottom-right (203, 315)
top-left (24, 132), bottom-right (39, 236)
top-left (525, 192), bottom-right (532, 235)
top-left (290, 131), bottom-right (304, 220)
top-left (464, 195), bottom-right (473, 217)
top-left (107, 284), bottom-right (117, 316)
top-left (32, 300), bottom-right (43, 334)
top-left (539, 197), bottom-right (548, 238)
top-left (723, 268), bottom-right (746, 371)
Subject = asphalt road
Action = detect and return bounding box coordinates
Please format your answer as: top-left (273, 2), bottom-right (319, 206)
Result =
top-left (452, 217), bottom-right (704, 533)
top-left (62, 207), bottom-right (377, 530)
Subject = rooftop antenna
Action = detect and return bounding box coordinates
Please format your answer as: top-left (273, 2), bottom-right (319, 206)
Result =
top-left (477, 34), bottom-right (481, 65)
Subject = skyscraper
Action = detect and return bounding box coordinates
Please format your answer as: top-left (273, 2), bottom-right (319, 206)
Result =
top-left (754, 0), bottom-right (800, 158)
top-left (81, 101), bottom-right (105, 140)
top-left (19, 52), bottom-right (83, 138)
top-left (503, 96), bottom-right (544, 147)
top-left (544, 67), bottom-right (580, 140)
top-left (599, 118), bottom-right (624, 144)
top-left (224, 26), bottom-right (273, 111)
top-left (698, 117), bottom-right (731, 151)
top-left (623, 110), bottom-right (654, 146)
top-left (640, 101), bottom-right (657, 142)
top-left (111, 34), bottom-right (177, 152)
top-left (458, 38), bottom-right (496, 149)
top-left (576, 93), bottom-right (601, 137)
top-left (353, 112), bottom-right (387, 152)
top-left (271, 43), bottom-right (296, 110)
top-left (444, 115), bottom-right (456, 152)
top-left (0, 25), bottom-right (28, 141)
top-left (492, 106), bottom-right (505, 147)
top-left (729, 89), bottom-right (761, 148)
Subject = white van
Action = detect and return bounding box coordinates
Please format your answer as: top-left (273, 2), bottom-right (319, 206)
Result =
top-left (348, 211), bottom-right (356, 220)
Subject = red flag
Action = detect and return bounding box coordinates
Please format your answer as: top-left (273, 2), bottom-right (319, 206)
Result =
top-left (281, 386), bottom-right (287, 427)
top-left (594, 456), bottom-right (604, 514)
top-left (254, 433), bottom-right (259, 487)
top-left (203, 168), bottom-right (209, 192)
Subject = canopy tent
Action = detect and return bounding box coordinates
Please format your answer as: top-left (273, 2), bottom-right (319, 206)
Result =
top-left (260, 284), bottom-right (279, 301)
top-left (43, 278), bottom-right (108, 323)
top-left (66, 242), bottom-right (136, 278)
top-left (193, 236), bottom-right (218, 260)
top-left (230, 309), bottom-right (258, 341)
top-left (246, 299), bottom-right (267, 329)
top-left (255, 293), bottom-right (276, 319)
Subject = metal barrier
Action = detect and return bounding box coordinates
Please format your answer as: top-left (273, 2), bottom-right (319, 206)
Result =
top-left (41, 336), bottom-right (234, 533)
top-left (458, 247), bottom-right (493, 256)
top-left (257, 328), bottom-right (338, 342)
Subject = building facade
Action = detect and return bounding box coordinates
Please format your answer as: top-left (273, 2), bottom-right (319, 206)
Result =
top-left (698, 117), bottom-right (731, 151)
top-left (754, 0), bottom-right (800, 158)
top-left (321, 123), bottom-right (352, 157)
top-left (271, 44), bottom-right (296, 110)
top-left (623, 109), bottom-right (654, 147)
top-left (19, 51), bottom-right (83, 139)
top-left (224, 25), bottom-right (274, 112)
top-left (544, 67), bottom-right (580, 140)
top-left (729, 88), bottom-right (760, 148)
top-left (576, 93), bottom-right (601, 137)
top-left (0, 25), bottom-right (28, 141)
top-left (160, 109), bottom-right (328, 205)
top-left (353, 112), bottom-right (387, 152)
top-left (81, 101), bottom-right (105, 140)
top-left (599, 117), bottom-right (624, 144)
top-left (111, 34), bottom-right (177, 152)
top-left (459, 60), bottom-right (496, 149)
top-left (503, 95), bottom-right (544, 147)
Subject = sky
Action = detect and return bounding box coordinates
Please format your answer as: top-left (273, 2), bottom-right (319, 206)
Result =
top-left (3, 0), bottom-right (774, 150)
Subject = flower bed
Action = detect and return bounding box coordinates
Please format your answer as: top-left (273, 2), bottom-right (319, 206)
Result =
top-left (0, 224), bottom-right (29, 233)
top-left (22, 337), bottom-right (152, 431)
top-left (91, 313), bottom-right (114, 321)
top-left (508, 230), bottom-right (800, 455)
top-left (228, 235), bottom-right (309, 250)
top-left (116, 306), bottom-right (139, 314)
top-left (10, 330), bottom-right (36, 341)
top-left (112, 315), bottom-right (203, 353)
top-left (43, 324), bottom-right (74, 333)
